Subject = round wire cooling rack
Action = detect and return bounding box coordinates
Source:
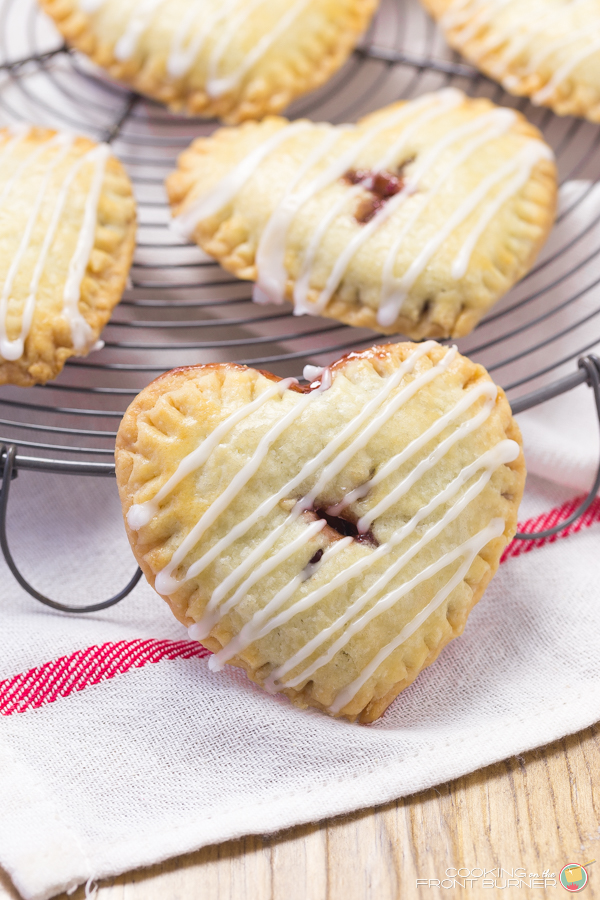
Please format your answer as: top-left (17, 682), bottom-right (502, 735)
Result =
top-left (0, 0), bottom-right (599, 612)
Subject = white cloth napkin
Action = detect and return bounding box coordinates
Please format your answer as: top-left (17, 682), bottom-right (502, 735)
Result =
top-left (0, 184), bottom-right (599, 900)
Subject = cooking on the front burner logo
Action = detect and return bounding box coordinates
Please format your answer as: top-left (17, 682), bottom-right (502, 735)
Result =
top-left (560, 861), bottom-right (595, 892)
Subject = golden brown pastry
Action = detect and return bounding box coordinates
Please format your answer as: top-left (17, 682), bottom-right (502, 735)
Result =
top-left (116, 341), bottom-right (525, 723)
top-left (422, 0), bottom-right (600, 122)
top-left (39, 0), bottom-right (378, 123)
top-left (0, 125), bottom-right (136, 387)
top-left (167, 89), bottom-right (557, 340)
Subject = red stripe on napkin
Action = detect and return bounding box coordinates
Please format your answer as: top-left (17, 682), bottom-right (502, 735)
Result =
top-left (0, 639), bottom-right (210, 715)
top-left (1, 497), bottom-right (598, 716)
top-left (501, 494), bottom-right (600, 561)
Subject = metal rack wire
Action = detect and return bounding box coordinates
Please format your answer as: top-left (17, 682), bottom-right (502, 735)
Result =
top-left (0, 0), bottom-right (599, 610)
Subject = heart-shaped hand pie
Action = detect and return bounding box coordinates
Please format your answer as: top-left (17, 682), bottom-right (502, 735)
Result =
top-left (167, 89), bottom-right (557, 340)
top-left (116, 342), bottom-right (524, 722)
top-left (0, 125), bottom-right (135, 386)
top-left (422, 0), bottom-right (600, 123)
top-left (40, 0), bottom-right (377, 123)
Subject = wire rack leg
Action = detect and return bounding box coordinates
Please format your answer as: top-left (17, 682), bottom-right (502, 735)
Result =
top-left (514, 355), bottom-right (600, 540)
top-left (0, 443), bottom-right (142, 613)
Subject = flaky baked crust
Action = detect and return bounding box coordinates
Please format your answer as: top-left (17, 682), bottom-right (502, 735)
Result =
top-left (422, 0), bottom-right (600, 122)
top-left (167, 92), bottom-right (557, 340)
top-left (39, 0), bottom-right (377, 123)
top-left (116, 342), bottom-right (525, 723)
top-left (0, 126), bottom-right (136, 386)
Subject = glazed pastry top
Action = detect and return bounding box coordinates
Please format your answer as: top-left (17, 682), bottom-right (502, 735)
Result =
top-left (422, 0), bottom-right (600, 121)
top-left (116, 342), bottom-right (525, 721)
top-left (81, 0), bottom-right (324, 98)
top-left (0, 125), bottom-right (135, 386)
top-left (41, 0), bottom-right (377, 121)
top-left (168, 90), bottom-right (557, 339)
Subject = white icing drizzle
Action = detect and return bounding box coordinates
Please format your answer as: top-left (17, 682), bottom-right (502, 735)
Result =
top-left (194, 517), bottom-right (295, 638)
top-left (114, 0), bottom-right (168, 61)
top-left (187, 82), bottom-right (546, 325)
top-left (264, 91), bottom-right (464, 309)
top-left (141, 338), bottom-right (515, 706)
top-left (532, 33), bottom-right (600, 104)
top-left (0, 134), bottom-right (109, 359)
top-left (210, 535), bottom-right (352, 671)
top-left (329, 380), bottom-right (497, 516)
top-left (328, 517), bottom-right (506, 714)
top-left (171, 121), bottom-right (312, 240)
top-left (264, 442), bottom-right (517, 694)
top-left (297, 346), bottom-right (457, 515)
top-left (144, 342), bottom-right (437, 601)
top-left (356, 386), bottom-right (495, 531)
top-left (0, 132), bottom-right (48, 210)
top-left (440, 0), bottom-right (505, 30)
top-left (377, 108), bottom-right (517, 326)
top-left (378, 140), bottom-right (553, 325)
top-left (206, 518), bottom-right (328, 630)
top-left (88, 0), bottom-right (311, 96)
top-left (451, 142), bottom-right (551, 279)
top-left (442, 0), bottom-right (515, 45)
top-left (318, 366), bottom-right (332, 391)
top-left (154, 380), bottom-right (326, 596)
top-left (62, 144), bottom-right (110, 351)
top-left (254, 125), bottom-right (344, 302)
top-left (0, 134), bottom-right (75, 362)
top-left (494, 0), bottom-right (591, 77)
top-left (519, 19), bottom-right (594, 78)
top-left (206, 0), bottom-right (311, 98)
top-left (182, 343), bottom-right (452, 635)
top-left (188, 538), bottom-right (355, 649)
top-left (441, 0), bottom-right (597, 90)
top-left (176, 90), bottom-right (459, 292)
top-left (292, 91), bottom-right (465, 316)
top-left (302, 364), bottom-right (324, 383)
top-left (273, 90), bottom-right (463, 310)
top-left (127, 377), bottom-right (297, 530)
top-left (203, 0), bottom-right (270, 93)
top-left (206, 517), bottom-right (327, 670)
top-left (213, 396), bottom-right (502, 674)
top-left (167, 0), bottom-right (239, 78)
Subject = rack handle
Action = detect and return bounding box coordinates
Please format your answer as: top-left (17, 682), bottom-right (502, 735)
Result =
top-left (513, 355), bottom-right (600, 540)
top-left (0, 443), bottom-right (142, 613)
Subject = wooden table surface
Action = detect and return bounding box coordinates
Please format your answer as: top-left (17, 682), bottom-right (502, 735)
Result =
top-left (1, 723), bottom-right (599, 900)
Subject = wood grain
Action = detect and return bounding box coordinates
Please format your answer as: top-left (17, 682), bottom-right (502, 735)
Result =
top-left (1, 724), bottom-right (599, 900)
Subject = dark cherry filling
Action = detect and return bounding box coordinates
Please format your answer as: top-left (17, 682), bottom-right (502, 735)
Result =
top-left (315, 508), bottom-right (378, 547)
top-left (355, 196), bottom-right (385, 225)
top-left (344, 168), bottom-right (369, 185)
top-left (301, 547), bottom-right (325, 582)
top-left (372, 171), bottom-right (405, 197)
top-left (343, 167), bottom-right (406, 225)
